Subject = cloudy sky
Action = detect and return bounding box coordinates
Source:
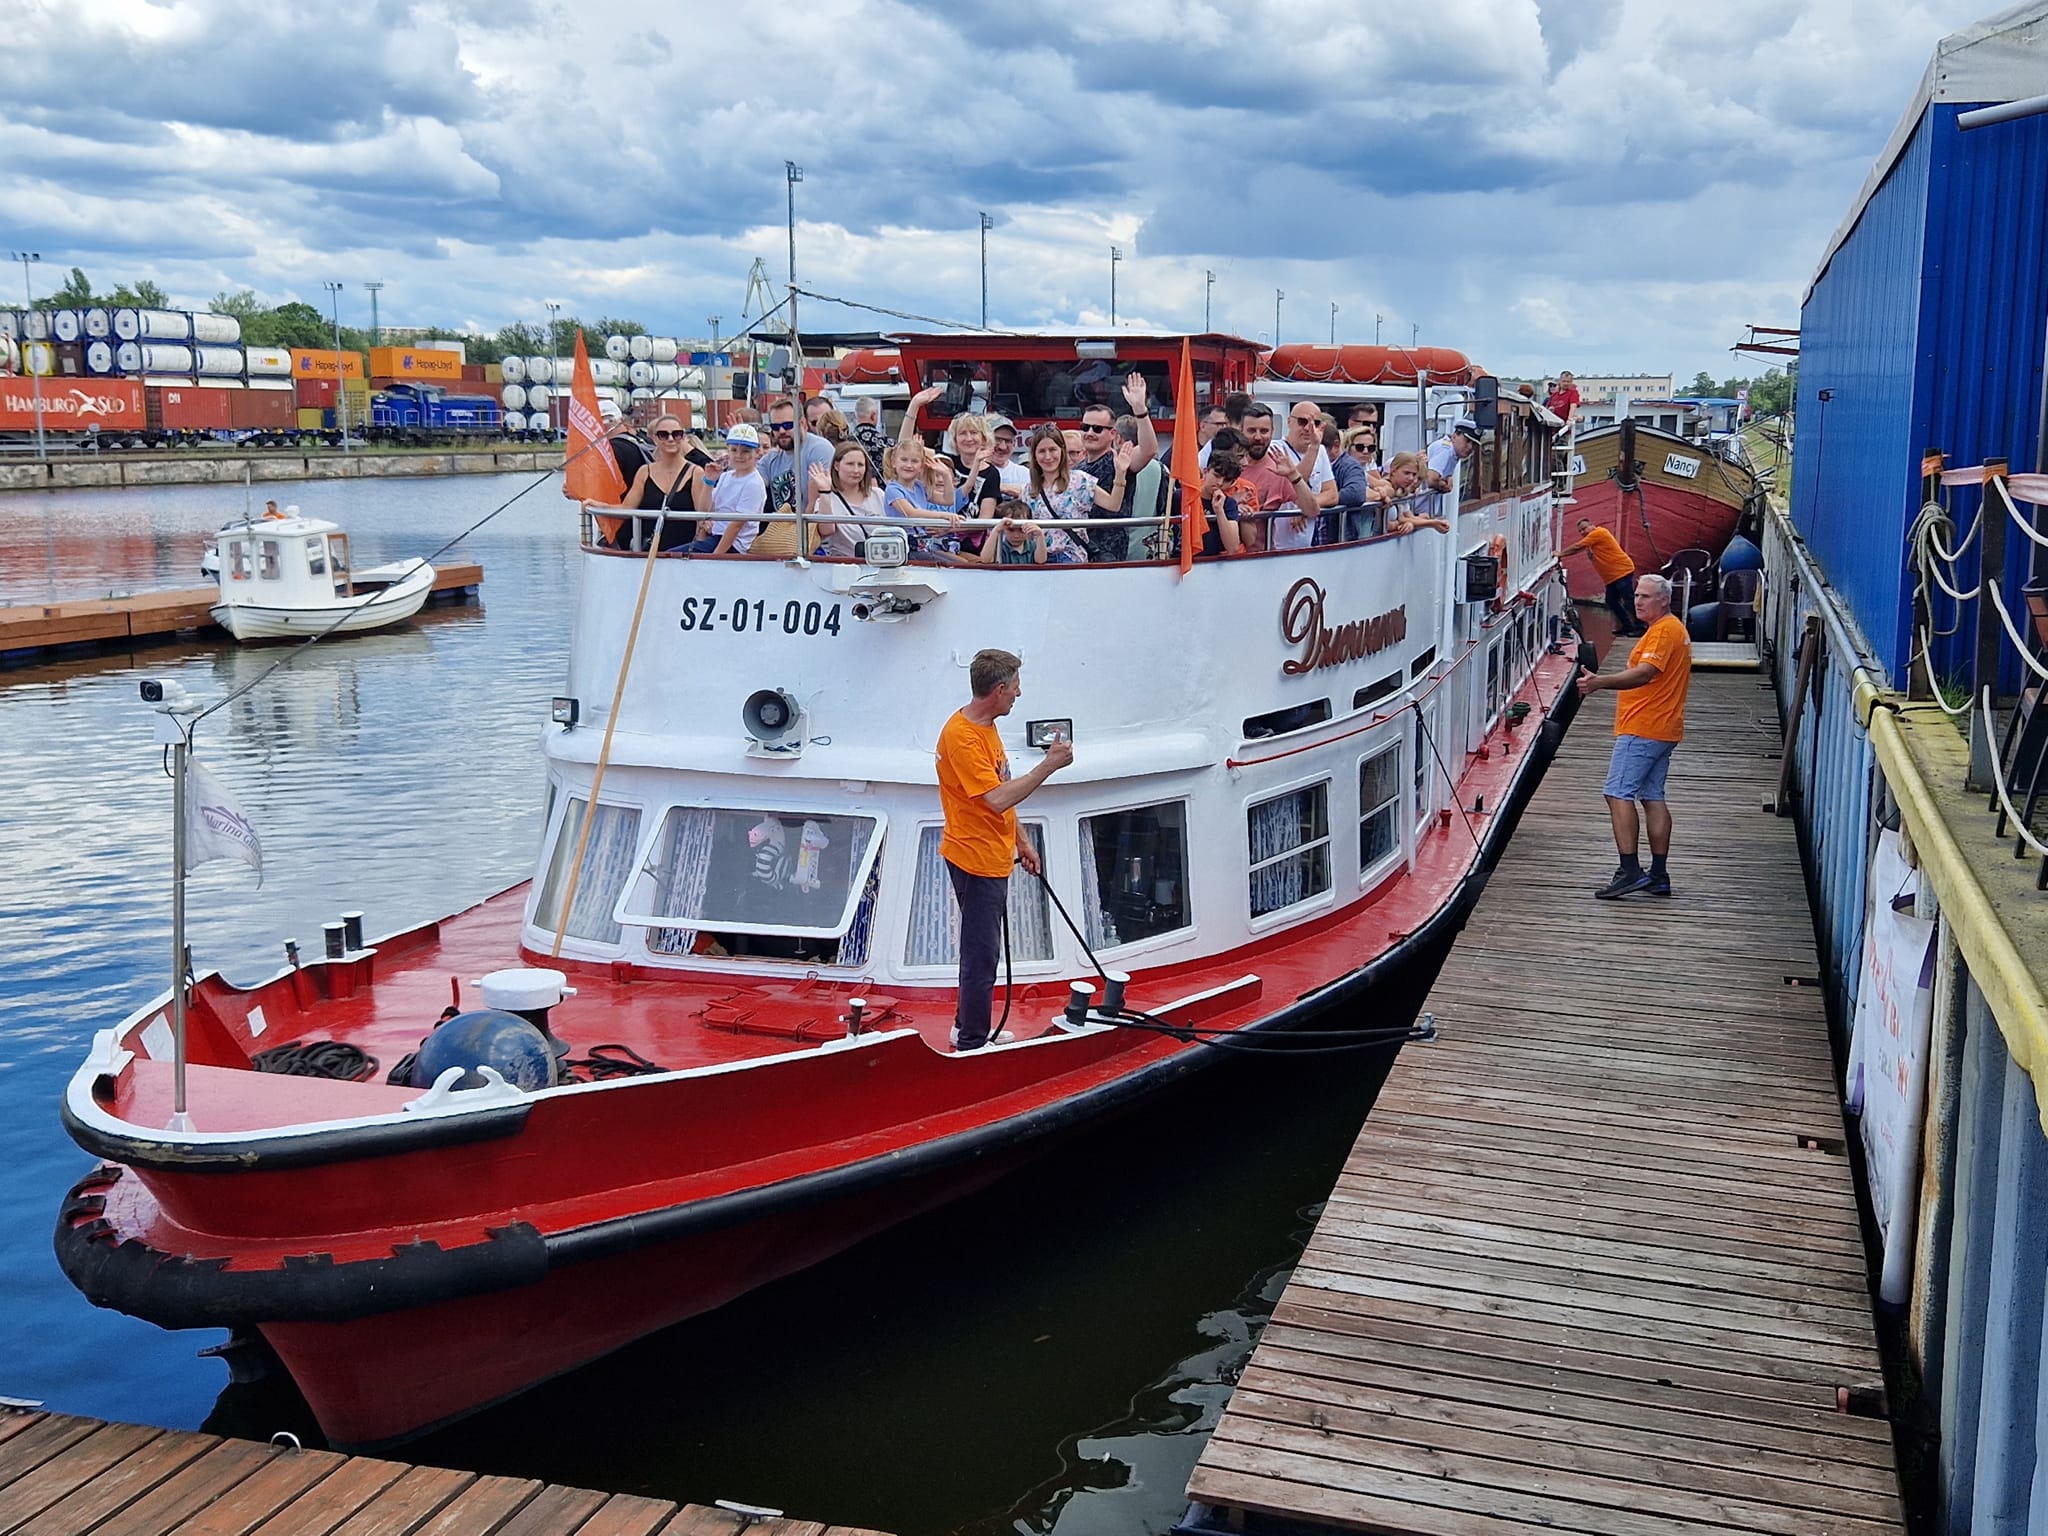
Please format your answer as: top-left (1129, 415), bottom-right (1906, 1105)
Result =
top-left (1, 0), bottom-right (2000, 381)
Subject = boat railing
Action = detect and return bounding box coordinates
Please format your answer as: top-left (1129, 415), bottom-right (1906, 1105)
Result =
top-left (574, 490), bottom-right (1455, 560)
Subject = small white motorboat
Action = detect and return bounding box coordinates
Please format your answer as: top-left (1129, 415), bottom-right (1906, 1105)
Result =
top-left (206, 509), bottom-right (436, 642)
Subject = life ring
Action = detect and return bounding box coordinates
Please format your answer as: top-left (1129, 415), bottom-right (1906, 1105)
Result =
top-left (1488, 534), bottom-right (1509, 604)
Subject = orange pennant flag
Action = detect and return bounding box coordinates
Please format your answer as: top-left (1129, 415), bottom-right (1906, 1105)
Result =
top-left (1173, 336), bottom-right (1207, 576)
top-left (564, 329), bottom-right (627, 509)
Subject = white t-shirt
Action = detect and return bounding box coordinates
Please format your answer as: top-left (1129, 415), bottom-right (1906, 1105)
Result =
top-left (818, 486), bottom-right (888, 558)
top-left (996, 461), bottom-right (1031, 493)
top-left (709, 468), bottom-right (765, 553)
top-left (1267, 442), bottom-right (1333, 550)
top-left (1425, 438), bottom-right (1464, 517)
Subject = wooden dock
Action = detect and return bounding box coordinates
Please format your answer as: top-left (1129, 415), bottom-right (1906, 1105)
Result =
top-left (0, 1409), bottom-right (883, 1536)
top-left (0, 565), bottom-right (482, 663)
top-left (1186, 666), bottom-right (1908, 1534)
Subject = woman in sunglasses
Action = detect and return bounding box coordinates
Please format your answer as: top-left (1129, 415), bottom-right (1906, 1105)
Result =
top-left (604, 414), bottom-right (704, 551)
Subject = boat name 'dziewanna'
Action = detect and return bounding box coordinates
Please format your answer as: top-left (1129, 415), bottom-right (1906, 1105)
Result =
top-left (1280, 578), bottom-right (1407, 677)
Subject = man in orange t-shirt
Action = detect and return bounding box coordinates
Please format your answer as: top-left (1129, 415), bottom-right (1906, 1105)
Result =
top-left (936, 648), bottom-right (1073, 1049)
top-left (1561, 517), bottom-right (1642, 636)
top-left (1576, 574), bottom-right (1690, 899)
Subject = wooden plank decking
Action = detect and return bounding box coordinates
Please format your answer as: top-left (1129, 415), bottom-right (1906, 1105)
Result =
top-left (0, 564), bottom-right (482, 661)
top-left (0, 1410), bottom-right (883, 1536)
top-left (1187, 669), bottom-right (1906, 1534)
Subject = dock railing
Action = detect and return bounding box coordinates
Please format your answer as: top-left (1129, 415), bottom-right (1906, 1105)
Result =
top-left (1765, 465), bottom-right (2048, 1534)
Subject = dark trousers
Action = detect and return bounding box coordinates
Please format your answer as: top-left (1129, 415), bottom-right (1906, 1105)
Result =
top-left (947, 860), bottom-right (1009, 1048)
top-left (1604, 574), bottom-right (1638, 632)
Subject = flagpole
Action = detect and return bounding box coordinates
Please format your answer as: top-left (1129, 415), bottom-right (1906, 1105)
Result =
top-left (168, 720), bottom-right (192, 1130)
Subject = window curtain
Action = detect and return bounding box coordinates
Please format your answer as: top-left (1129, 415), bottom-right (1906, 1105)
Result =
top-left (1249, 788), bottom-right (1328, 917)
top-left (905, 825), bottom-right (1053, 966)
top-left (647, 806), bottom-right (717, 956)
top-left (1078, 820), bottom-right (1110, 949)
top-left (534, 799), bottom-right (642, 946)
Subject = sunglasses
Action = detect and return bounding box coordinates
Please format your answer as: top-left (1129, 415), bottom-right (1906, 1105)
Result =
top-left (769, 420), bottom-right (796, 430)
top-left (652, 429), bottom-right (685, 440)
top-left (1081, 423), bottom-right (1112, 433)
top-left (1290, 416), bottom-right (1319, 426)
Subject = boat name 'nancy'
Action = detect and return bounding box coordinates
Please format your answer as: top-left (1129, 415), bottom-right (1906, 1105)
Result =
top-left (1280, 579), bottom-right (1408, 677)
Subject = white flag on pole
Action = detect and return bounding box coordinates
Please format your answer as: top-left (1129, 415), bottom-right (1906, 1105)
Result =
top-left (187, 756), bottom-right (262, 881)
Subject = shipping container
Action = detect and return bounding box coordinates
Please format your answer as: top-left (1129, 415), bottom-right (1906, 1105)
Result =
top-left (288, 348), bottom-right (365, 380)
top-left (0, 378), bottom-right (145, 431)
top-left (461, 364), bottom-right (485, 383)
top-left (296, 407), bottom-right (326, 430)
top-left (294, 377), bottom-right (337, 407)
top-left (484, 363), bottom-right (503, 384)
top-left (245, 346), bottom-right (292, 378)
top-left (53, 342), bottom-right (85, 377)
top-left (418, 339), bottom-right (467, 362)
top-left (229, 388), bottom-right (295, 431)
top-left (151, 386), bottom-right (234, 431)
top-left (368, 346), bottom-right (462, 380)
top-left (1794, 6), bottom-right (2048, 689)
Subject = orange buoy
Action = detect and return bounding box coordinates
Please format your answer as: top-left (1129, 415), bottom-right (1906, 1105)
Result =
top-left (835, 348), bottom-right (902, 384)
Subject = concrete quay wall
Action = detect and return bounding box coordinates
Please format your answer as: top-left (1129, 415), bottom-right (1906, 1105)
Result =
top-left (0, 450), bottom-right (555, 494)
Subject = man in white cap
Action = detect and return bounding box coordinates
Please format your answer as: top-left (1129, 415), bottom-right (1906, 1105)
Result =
top-left (1422, 415), bottom-right (1483, 519)
top-left (987, 415), bottom-right (1030, 494)
top-left (685, 423), bottom-right (766, 554)
top-left (598, 398), bottom-right (649, 487)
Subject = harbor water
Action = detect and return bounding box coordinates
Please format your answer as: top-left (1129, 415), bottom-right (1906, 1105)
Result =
top-left (0, 474), bottom-right (1421, 1535)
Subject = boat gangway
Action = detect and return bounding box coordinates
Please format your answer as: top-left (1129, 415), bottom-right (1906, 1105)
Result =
top-left (0, 1407), bottom-right (881, 1536)
top-left (1184, 655), bottom-right (1907, 1534)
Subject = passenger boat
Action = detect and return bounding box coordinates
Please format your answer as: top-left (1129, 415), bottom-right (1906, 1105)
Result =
top-left (206, 511), bottom-right (436, 642)
top-left (55, 330), bottom-right (1578, 1449)
top-left (1562, 419), bottom-right (1763, 602)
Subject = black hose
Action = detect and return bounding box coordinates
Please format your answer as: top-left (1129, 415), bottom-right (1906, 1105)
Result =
top-left (1025, 866), bottom-right (1430, 1056)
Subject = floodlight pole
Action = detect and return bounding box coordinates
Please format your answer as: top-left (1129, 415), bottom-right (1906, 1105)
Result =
top-left (1204, 270), bottom-right (1214, 332)
top-left (323, 281), bottom-right (347, 452)
top-left (11, 252), bottom-right (45, 460)
top-left (1110, 246), bottom-right (1121, 326)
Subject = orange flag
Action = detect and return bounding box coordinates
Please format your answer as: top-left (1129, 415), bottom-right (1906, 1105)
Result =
top-left (1173, 336), bottom-right (1207, 576)
top-left (564, 329), bottom-right (626, 508)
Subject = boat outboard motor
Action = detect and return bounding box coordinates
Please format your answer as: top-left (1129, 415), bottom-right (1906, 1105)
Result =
top-left (476, 967), bottom-right (577, 1061)
top-left (413, 1010), bottom-right (557, 1092)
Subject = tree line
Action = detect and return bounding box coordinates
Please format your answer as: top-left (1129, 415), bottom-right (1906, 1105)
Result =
top-left (1685, 368), bottom-right (1795, 416)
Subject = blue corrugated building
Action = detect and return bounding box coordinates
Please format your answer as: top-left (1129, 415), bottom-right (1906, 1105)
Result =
top-left (1794, 2), bottom-right (2048, 689)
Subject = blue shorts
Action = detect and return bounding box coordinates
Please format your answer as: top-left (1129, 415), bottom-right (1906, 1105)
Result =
top-left (1604, 735), bottom-right (1677, 801)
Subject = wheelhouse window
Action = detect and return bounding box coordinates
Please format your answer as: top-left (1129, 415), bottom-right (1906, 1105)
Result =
top-left (258, 539), bottom-right (282, 580)
top-left (1360, 745), bottom-right (1403, 877)
top-left (1248, 783), bottom-right (1331, 919)
top-left (226, 538), bottom-right (253, 581)
top-left (623, 807), bottom-right (885, 964)
top-left (304, 536), bottom-right (327, 576)
top-left (904, 823), bottom-right (1053, 967)
top-left (533, 797), bottom-right (642, 946)
top-left (1081, 802), bottom-right (1191, 951)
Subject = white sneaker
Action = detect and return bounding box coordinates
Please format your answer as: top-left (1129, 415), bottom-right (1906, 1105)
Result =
top-left (949, 1026), bottom-right (1014, 1050)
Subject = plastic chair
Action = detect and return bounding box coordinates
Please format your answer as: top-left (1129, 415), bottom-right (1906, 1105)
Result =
top-left (1663, 548), bottom-right (1718, 609)
top-left (1717, 569), bottom-right (1760, 642)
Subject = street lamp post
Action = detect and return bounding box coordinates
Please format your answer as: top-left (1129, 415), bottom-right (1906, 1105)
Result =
top-left (1411, 322), bottom-right (1420, 347)
top-left (1330, 302), bottom-right (1338, 345)
top-left (10, 251), bottom-right (45, 460)
top-left (1375, 312), bottom-right (1383, 345)
top-left (322, 280), bottom-right (347, 453)
top-left (785, 161), bottom-right (803, 288)
top-left (543, 299), bottom-right (561, 362)
top-left (1204, 269), bottom-right (1215, 332)
top-left (1274, 289), bottom-right (1284, 347)
top-left (364, 281), bottom-right (384, 347)
top-left (979, 212), bottom-right (993, 328)
top-left (1109, 246), bottom-right (1121, 326)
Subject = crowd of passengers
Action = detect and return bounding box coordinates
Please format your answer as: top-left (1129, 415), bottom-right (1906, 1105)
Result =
top-left (582, 373), bottom-right (1470, 562)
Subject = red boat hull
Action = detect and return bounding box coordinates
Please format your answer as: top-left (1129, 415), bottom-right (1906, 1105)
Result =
top-left (1563, 478), bottom-right (1743, 603)
top-left (258, 1152), bottom-right (1005, 1447)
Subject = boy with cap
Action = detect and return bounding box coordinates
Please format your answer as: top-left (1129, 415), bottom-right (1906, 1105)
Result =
top-left (685, 423), bottom-right (767, 554)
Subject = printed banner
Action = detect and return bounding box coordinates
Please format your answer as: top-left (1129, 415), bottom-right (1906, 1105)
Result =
top-left (1845, 827), bottom-right (1936, 1306)
top-left (563, 329), bottom-right (626, 506)
top-left (187, 756), bottom-right (263, 881)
